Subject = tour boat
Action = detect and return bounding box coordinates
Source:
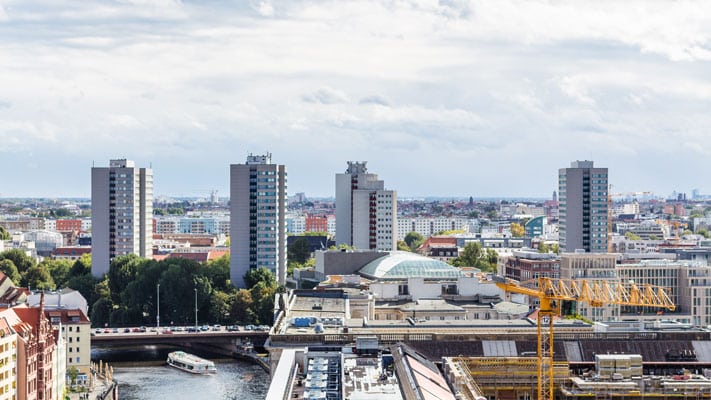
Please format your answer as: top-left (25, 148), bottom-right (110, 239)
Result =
top-left (166, 351), bottom-right (217, 374)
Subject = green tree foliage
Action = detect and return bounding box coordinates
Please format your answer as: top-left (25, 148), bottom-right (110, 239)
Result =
top-left (108, 254), bottom-right (143, 303)
top-left (0, 226), bottom-right (10, 241)
top-left (0, 259), bottom-right (21, 283)
top-left (436, 229), bottom-right (466, 236)
top-left (41, 259), bottom-right (72, 288)
top-left (230, 289), bottom-right (257, 325)
top-left (80, 255), bottom-right (282, 327)
top-left (288, 237), bottom-right (312, 264)
top-left (510, 222), bottom-right (525, 238)
top-left (451, 242), bottom-right (497, 272)
top-left (0, 249), bottom-right (36, 274)
top-left (22, 265), bottom-right (55, 290)
top-left (287, 258), bottom-right (315, 277)
top-left (397, 241), bottom-right (411, 252)
top-left (70, 254), bottom-right (92, 277)
top-left (698, 229), bottom-right (711, 239)
top-left (204, 255), bottom-right (231, 292)
top-left (538, 242), bottom-right (560, 254)
top-left (624, 231), bottom-right (642, 240)
top-left (403, 232), bottom-right (424, 251)
top-left (244, 267), bottom-right (276, 289)
top-left (209, 290), bottom-right (232, 325)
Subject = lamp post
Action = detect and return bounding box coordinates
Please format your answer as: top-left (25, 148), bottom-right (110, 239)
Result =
top-left (157, 283), bottom-right (160, 328)
top-left (194, 287), bottom-right (198, 329)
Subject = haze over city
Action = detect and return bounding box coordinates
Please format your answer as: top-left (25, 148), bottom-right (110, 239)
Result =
top-left (1, 0), bottom-right (711, 198)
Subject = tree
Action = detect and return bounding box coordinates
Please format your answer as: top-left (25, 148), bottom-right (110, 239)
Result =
top-left (67, 366), bottom-right (79, 386)
top-left (0, 259), bottom-right (21, 284)
top-left (288, 237), bottom-right (311, 264)
top-left (42, 259), bottom-right (72, 288)
top-left (204, 255), bottom-right (231, 292)
top-left (244, 267), bottom-right (276, 289)
top-left (230, 289), bottom-right (257, 324)
top-left (452, 242), bottom-right (483, 268)
top-left (0, 226), bottom-right (10, 241)
top-left (486, 210), bottom-right (498, 220)
top-left (108, 254), bottom-right (143, 303)
top-left (403, 232), bottom-right (424, 251)
top-left (209, 290), bottom-right (232, 325)
top-left (251, 281), bottom-right (277, 325)
top-left (510, 222), bottom-right (525, 238)
top-left (66, 273), bottom-right (99, 308)
top-left (0, 249), bottom-right (35, 274)
top-left (451, 242), bottom-right (497, 272)
top-left (69, 254), bottom-right (92, 277)
top-left (22, 266), bottom-right (55, 290)
top-left (538, 242), bottom-right (559, 254)
top-left (624, 231), bottom-right (642, 240)
top-left (397, 241), bottom-right (411, 252)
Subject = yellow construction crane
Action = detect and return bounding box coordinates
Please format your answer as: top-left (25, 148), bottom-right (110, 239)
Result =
top-left (492, 276), bottom-right (675, 400)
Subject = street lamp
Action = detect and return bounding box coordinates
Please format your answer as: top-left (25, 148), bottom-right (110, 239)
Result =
top-left (194, 287), bottom-right (198, 329)
top-left (157, 283), bottom-right (160, 328)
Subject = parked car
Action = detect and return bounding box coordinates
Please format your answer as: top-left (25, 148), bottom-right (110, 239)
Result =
top-left (226, 325), bottom-right (240, 332)
top-left (187, 326), bottom-right (198, 332)
top-left (212, 324), bottom-right (221, 331)
top-left (95, 328), bottom-right (102, 334)
top-left (200, 325), bottom-right (210, 332)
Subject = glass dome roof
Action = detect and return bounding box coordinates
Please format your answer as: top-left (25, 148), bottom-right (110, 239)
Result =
top-left (358, 251), bottom-right (462, 280)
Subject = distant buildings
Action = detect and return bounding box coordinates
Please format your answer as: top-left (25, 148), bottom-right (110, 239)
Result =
top-left (396, 216), bottom-right (469, 240)
top-left (558, 160), bottom-right (608, 253)
top-left (335, 161), bottom-right (396, 251)
top-left (91, 159), bottom-right (153, 277)
top-left (230, 153), bottom-right (287, 287)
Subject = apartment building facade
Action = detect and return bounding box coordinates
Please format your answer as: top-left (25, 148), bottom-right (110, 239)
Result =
top-left (230, 153), bottom-right (287, 287)
top-left (335, 161), bottom-right (397, 251)
top-left (91, 159), bottom-right (153, 277)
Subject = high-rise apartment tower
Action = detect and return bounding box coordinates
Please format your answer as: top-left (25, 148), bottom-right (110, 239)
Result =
top-left (336, 161), bottom-right (397, 251)
top-left (91, 159), bottom-right (153, 277)
top-left (558, 160), bottom-right (608, 253)
top-left (230, 153), bottom-right (287, 287)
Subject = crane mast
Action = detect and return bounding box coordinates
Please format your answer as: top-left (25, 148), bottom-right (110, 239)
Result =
top-left (492, 276), bottom-right (675, 400)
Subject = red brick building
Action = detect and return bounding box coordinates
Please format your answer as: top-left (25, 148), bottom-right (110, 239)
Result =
top-left (55, 219), bottom-right (82, 232)
top-left (1, 296), bottom-right (57, 400)
top-left (305, 214), bottom-right (329, 233)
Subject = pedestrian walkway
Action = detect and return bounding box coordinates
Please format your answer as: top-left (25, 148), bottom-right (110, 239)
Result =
top-left (66, 361), bottom-right (117, 400)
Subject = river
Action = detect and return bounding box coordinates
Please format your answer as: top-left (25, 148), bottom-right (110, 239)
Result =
top-left (93, 347), bottom-right (270, 399)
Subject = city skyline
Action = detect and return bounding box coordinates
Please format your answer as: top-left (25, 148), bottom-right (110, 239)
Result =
top-left (2, 1), bottom-right (711, 198)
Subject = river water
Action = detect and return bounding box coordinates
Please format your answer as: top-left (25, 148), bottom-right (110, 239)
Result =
top-left (93, 347), bottom-right (270, 399)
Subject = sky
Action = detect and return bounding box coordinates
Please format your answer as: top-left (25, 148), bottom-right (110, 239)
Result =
top-left (1, 0), bottom-right (711, 199)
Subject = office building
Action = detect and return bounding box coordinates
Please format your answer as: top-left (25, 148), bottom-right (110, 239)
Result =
top-left (335, 161), bottom-right (396, 251)
top-left (91, 159), bottom-right (153, 277)
top-left (558, 160), bottom-right (608, 253)
top-left (230, 153), bottom-right (287, 287)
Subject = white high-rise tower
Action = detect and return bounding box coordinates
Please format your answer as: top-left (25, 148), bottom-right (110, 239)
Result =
top-left (230, 153), bottom-right (287, 287)
top-left (91, 159), bottom-right (153, 277)
top-left (336, 161), bottom-right (397, 251)
top-left (559, 160), bottom-right (608, 253)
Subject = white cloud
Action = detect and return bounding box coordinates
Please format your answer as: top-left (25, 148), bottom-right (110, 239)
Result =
top-left (1, 0), bottom-right (711, 196)
top-left (302, 87), bottom-right (350, 104)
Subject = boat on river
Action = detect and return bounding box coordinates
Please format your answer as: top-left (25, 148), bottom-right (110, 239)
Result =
top-left (166, 351), bottom-right (217, 374)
